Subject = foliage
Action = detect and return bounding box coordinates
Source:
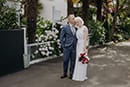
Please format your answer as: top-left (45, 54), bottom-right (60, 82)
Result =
top-left (20, 0), bottom-right (43, 26)
top-left (120, 17), bottom-right (130, 39)
top-left (109, 0), bottom-right (130, 42)
top-left (74, 7), bottom-right (82, 17)
top-left (113, 33), bottom-right (124, 42)
top-left (88, 20), bottom-right (106, 45)
top-left (0, 0), bottom-right (19, 30)
top-left (88, 6), bottom-right (97, 21)
top-left (102, 0), bottom-right (130, 42)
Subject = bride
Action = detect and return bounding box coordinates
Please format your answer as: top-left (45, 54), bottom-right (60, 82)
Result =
top-left (72, 17), bottom-right (89, 81)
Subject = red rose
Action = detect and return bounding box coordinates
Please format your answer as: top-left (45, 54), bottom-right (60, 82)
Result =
top-left (79, 53), bottom-right (89, 64)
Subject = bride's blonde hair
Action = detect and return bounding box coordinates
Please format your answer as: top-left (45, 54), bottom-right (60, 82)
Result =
top-left (75, 16), bottom-right (84, 25)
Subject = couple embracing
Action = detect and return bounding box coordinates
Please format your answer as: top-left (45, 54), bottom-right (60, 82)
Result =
top-left (60, 13), bottom-right (89, 81)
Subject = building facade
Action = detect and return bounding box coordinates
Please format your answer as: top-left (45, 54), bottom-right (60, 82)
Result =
top-left (39, 0), bottom-right (67, 22)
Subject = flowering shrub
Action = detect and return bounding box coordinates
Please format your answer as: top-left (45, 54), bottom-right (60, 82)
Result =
top-left (32, 16), bottom-right (62, 58)
top-left (0, 0), bottom-right (19, 29)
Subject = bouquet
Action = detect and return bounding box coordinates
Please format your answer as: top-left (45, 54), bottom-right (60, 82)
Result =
top-left (79, 53), bottom-right (89, 64)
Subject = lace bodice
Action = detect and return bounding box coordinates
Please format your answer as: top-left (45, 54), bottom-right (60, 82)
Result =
top-left (76, 26), bottom-right (84, 42)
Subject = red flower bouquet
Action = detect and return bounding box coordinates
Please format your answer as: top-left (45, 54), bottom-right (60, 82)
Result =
top-left (79, 53), bottom-right (89, 64)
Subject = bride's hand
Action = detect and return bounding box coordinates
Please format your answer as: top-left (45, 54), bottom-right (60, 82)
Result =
top-left (84, 49), bottom-right (87, 53)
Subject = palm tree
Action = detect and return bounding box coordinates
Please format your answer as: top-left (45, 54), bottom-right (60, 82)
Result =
top-left (26, 0), bottom-right (38, 43)
top-left (82, 0), bottom-right (89, 24)
top-left (67, 0), bottom-right (74, 15)
top-left (96, 0), bottom-right (103, 21)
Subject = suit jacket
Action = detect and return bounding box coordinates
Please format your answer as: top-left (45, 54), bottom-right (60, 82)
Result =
top-left (60, 24), bottom-right (77, 48)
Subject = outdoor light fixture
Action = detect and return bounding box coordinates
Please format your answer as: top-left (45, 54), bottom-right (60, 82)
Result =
top-left (72, 0), bottom-right (82, 8)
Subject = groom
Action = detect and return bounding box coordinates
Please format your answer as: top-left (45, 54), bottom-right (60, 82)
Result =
top-left (60, 14), bottom-right (77, 79)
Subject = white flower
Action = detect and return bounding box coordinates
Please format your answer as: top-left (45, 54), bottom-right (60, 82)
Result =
top-left (48, 35), bottom-right (53, 39)
top-left (55, 35), bottom-right (58, 38)
top-left (39, 48), bottom-right (42, 51)
top-left (52, 28), bottom-right (59, 33)
top-left (41, 51), bottom-right (45, 55)
top-left (49, 52), bottom-right (52, 54)
top-left (60, 26), bottom-right (63, 29)
top-left (38, 37), bottom-right (42, 41)
top-left (31, 54), bottom-right (35, 59)
top-left (40, 25), bottom-right (45, 28)
top-left (43, 47), bottom-right (48, 51)
top-left (58, 46), bottom-right (61, 48)
top-left (47, 30), bottom-right (52, 35)
top-left (52, 27), bottom-right (56, 31)
top-left (47, 42), bottom-right (50, 47)
top-left (34, 50), bottom-right (38, 54)
top-left (41, 48), bottom-right (45, 51)
top-left (57, 39), bottom-right (60, 42)
top-left (35, 39), bottom-right (38, 42)
top-left (46, 51), bottom-right (49, 56)
top-left (54, 29), bottom-right (59, 34)
top-left (36, 34), bottom-right (39, 37)
top-left (40, 45), bottom-right (43, 48)
top-left (45, 30), bottom-right (49, 33)
top-left (42, 40), bottom-right (44, 43)
top-left (44, 23), bottom-right (47, 28)
top-left (49, 47), bottom-right (54, 50)
top-left (44, 36), bottom-right (48, 41)
top-left (51, 41), bottom-right (54, 44)
top-left (40, 35), bottom-right (44, 38)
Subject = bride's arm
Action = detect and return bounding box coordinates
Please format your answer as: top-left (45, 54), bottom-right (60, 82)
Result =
top-left (83, 26), bottom-right (89, 52)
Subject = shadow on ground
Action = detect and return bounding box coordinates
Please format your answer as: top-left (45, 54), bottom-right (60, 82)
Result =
top-left (0, 41), bottom-right (130, 87)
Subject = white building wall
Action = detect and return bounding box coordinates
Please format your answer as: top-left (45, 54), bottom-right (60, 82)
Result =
top-left (39, 0), bottom-right (67, 22)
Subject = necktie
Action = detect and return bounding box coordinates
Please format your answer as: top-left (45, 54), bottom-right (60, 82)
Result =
top-left (71, 26), bottom-right (75, 35)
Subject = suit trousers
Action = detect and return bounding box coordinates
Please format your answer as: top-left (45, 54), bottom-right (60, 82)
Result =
top-left (63, 44), bottom-right (76, 76)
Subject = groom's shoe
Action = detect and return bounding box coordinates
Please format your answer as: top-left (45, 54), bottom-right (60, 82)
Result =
top-left (69, 76), bottom-right (72, 79)
top-left (69, 74), bottom-right (72, 79)
top-left (60, 75), bottom-right (67, 79)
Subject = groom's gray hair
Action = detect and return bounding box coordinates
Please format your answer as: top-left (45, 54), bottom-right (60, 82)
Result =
top-left (75, 16), bottom-right (84, 25)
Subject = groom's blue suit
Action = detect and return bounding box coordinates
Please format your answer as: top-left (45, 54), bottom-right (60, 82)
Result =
top-left (60, 24), bottom-right (77, 77)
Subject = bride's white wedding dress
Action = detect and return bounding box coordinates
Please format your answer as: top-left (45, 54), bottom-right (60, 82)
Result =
top-left (72, 26), bottom-right (88, 81)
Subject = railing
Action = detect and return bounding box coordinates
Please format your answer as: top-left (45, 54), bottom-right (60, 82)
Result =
top-left (22, 27), bottom-right (62, 68)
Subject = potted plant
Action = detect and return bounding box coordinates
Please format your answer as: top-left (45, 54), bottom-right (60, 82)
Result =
top-left (0, 0), bottom-right (24, 76)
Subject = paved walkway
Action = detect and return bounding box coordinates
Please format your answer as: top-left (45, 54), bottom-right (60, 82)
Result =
top-left (0, 41), bottom-right (130, 87)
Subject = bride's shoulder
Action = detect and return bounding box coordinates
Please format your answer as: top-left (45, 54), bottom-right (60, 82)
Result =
top-left (82, 25), bottom-right (88, 31)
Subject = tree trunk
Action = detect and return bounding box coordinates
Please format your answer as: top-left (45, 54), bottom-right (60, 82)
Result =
top-left (67, 0), bottom-right (74, 15)
top-left (82, 0), bottom-right (89, 25)
top-left (96, 0), bottom-right (102, 21)
top-left (26, 0), bottom-right (37, 43)
top-left (104, 0), bottom-right (111, 41)
top-left (111, 0), bottom-right (119, 40)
